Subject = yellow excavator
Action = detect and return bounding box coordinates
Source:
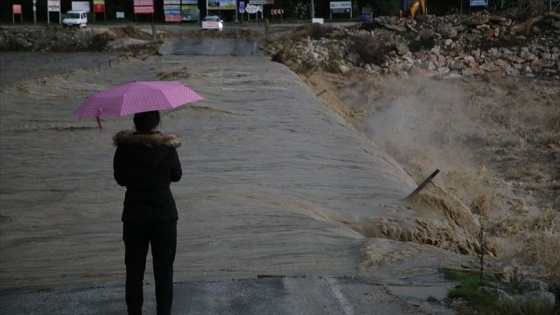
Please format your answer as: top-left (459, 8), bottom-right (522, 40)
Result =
top-left (410, 0), bottom-right (427, 18)
top-left (398, 0), bottom-right (427, 18)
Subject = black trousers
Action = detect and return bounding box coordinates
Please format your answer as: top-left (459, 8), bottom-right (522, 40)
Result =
top-left (123, 220), bottom-right (177, 315)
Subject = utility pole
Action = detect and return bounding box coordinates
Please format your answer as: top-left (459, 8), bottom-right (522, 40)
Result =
top-left (311, 0), bottom-right (315, 19)
top-left (33, 0), bottom-right (37, 23)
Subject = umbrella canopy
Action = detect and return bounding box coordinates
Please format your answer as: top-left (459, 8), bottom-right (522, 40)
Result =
top-left (75, 80), bottom-right (204, 119)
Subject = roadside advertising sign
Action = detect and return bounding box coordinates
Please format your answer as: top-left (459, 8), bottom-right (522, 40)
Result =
top-left (470, 0), bottom-right (488, 6)
top-left (48, 0), bottom-right (60, 12)
top-left (180, 0), bottom-right (199, 21)
top-left (208, 0), bottom-right (236, 10)
top-left (181, 6), bottom-right (199, 21)
top-left (245, 4), bottom-right (259, 13)
top-left (164, 0), bottom-right (181, 22)
top-left (13, 4), bottom-right (23, 23)
top-left (330, 1), bottom-right (352, 18)
top-left (93, 0), bottom-right (105, 13)
top-left (134, 0), bottom-right (154, 5)
top-left (330, 1), bottom-right (351, 9)
top-left (250, 0), bottom-right (275, 4)
top-left (165, 14), bottom-right (182, 21)
top-left (134, 0), bottom-right (154, 14)
top-left (134, 6), bottom-right (154, 14)
top-left (72, 1), bottom-right (91, 12)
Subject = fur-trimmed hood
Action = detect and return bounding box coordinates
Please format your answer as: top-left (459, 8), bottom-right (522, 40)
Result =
top-left (113, 130), bottom-right (181, 148)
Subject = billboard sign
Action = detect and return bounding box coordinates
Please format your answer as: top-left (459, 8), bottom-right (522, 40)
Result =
top-left (93, 0), bottom-right (105, 12)
top-left (48, 0), bottom-right (60, 12)
top-left (330, 1), bottom-right (351, 9)
top-left (245, 4), bottom-right (259, 13)
top-left (181, 0), bottom-right (199, 21)
top-left (72, 1), bottom-right (91, 12)
top-left (164, 0), bottom-right (181, 21)
top-left (134, 0), bottom-right (154, 14)
top-left (207, 0), bottom-right (236, 10)
top-left (470, 0), bottom-right (488, 6)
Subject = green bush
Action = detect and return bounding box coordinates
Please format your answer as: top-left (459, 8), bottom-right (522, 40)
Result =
top-left (441, 268), bottom-right (558, 315)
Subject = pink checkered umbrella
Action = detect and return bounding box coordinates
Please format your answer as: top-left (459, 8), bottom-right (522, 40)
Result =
top-left (75, 80), bottom-right (204, 128)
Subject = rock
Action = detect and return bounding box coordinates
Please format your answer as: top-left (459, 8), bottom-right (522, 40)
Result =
top-left (437, 23), bottom-right (457, 38)
top-left (530, 59), bottom-right (554, 71)
top-left (480, 62), bottom-right (500, 71)
top-left (519, 278), bottom-right (549, 293)
top-left (505, 65), bottom-right (521, 76)
top-left (464, 33), bottom-right (479, 42)
top-left (495, 59), bottom-right (509, 67)
top-left (417, 28), bottom-right (434, 40)
top-left (488, 47), bottom-right (501, 58)
top-left (499, 48), bottom-right (514, 58)
top-left (338, 64), bottom-right (351, 73)
top-left (462, 68), bottom-right (483, 76)
top-left (395, 42), bottom-right (409, 55)
top-left (516, 291), bottom-right (556, 306)
top-left (478, 286), bottom-right (513, 301)
top-left (437, 67), bottom-right (450, 74)
top-left (345, 52), bottom-right (359, 64)
top-left (380, 23), bottom-right (407, 33)
top-left (397, 71), bottom-right (409, 79)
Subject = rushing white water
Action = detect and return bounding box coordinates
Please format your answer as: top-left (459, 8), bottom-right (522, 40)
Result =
top-left (0, 53), bottom-right (477, 293)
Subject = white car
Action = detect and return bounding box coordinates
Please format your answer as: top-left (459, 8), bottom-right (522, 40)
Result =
top-left (202, 16), bottom-right (223, 31)
top-left (62, 10), bottom-right (88, 28)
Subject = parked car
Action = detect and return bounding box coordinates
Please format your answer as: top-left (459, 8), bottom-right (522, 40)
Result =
top-left (201, 16), bottom-right (223, 31)
top-left (62, 10), bottom-right (88, 28)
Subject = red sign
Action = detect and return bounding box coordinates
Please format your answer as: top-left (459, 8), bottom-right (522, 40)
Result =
top-left (94, 4), bottom-right (105, 12)
top-left (134, 0), bottom-right (154, 5)
top-left (134, 6), bottom-right (155, 14)
top-left (165, 15), bottom-right (182, 22)
top-left (134, 0), bottom-right (154, 14)
top-left (13, 4), bottom-right (22, 14)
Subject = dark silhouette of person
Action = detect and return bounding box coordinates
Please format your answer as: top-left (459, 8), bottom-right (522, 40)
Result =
top-left (113, 110), bottom-right (182, 315)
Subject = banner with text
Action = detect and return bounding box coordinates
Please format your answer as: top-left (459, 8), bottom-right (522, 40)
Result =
top-left (48, 0), bottom-right (60, 12)
top-left (470, 0), bottom-right (488, 6)
top-left (164, 0), bottom-right (181, 21)
top-left (134, 0), bottom-right (154, 14)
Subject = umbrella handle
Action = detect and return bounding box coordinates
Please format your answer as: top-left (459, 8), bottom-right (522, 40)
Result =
top-left (96, 116), bottom-right (103, 130)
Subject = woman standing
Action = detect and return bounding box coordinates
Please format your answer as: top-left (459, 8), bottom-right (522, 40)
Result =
top-left (113, 110), bottom-right (182, 315)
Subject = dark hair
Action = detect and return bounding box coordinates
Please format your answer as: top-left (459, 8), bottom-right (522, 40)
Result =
top-left (133, 111), bottom-right (160, 134)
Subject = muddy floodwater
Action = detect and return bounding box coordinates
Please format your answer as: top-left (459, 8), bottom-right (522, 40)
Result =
top-left (1, 52), bottom-right (477, 293)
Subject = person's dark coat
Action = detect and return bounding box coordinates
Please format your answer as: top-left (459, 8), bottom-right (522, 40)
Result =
top-left (113, 130), bottom-right (182, 222)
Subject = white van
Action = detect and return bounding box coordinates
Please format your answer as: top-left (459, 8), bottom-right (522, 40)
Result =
top-left (63, 11), bottom-right (88, 28)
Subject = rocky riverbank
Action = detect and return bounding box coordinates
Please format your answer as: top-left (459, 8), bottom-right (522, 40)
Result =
top-left (263, 11), bottom-right (560, 80)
